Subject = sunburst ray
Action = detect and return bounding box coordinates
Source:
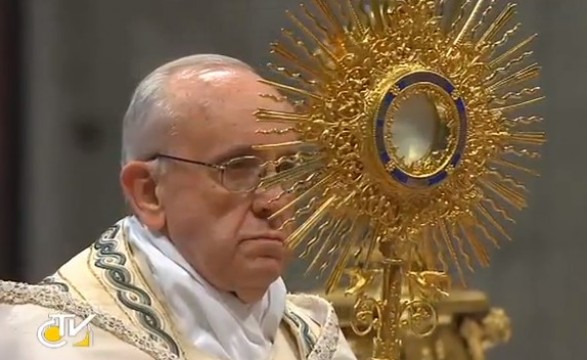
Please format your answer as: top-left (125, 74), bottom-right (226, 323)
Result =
top-left (475, 221), bottom-right (502, 249)
top-left (486, 51), bottom-right (534, 82)
top-left (471, 0), bottom-right (496, 37)
top-left (493, 96), bottom-right (545, 112)
top-left (474, 203), bottom-right (512, 241)
top-left (304, 190), bottom-right (358, 273)
top-left (278, 196), bottom-right (319, 231)
top-left (489, 159), bottom-right (540, 176)
top-left (490, 22), bottom-right (521, 51)
top-left (453, 0), bottom-right (485, 44)
top-left (439, 220), bottom-right (466, 286)
top-left (258, 158), bottom-right (323, 189)
top-left (506, 115), bottom-right (543, 127)
top-left (286, 10), bottom-right (340, 67)
top-left (361, 224), bottom-right (381, 270)
top-left (490, 34), bottom-right (537, 69)
top-left (506, 131), bottom-right (547, 145)
top-left (419, 236), bottom-right (441, 271)
top-left (255, 109), bottom-right (311, 123)
top-left (270, 42), bottom-right (324, 80)
top-left (369, 0), bottom-right (386, 31)
top-left (345, 0), bottom-right (366, 34)
top-left (285, 195), bottom-right (338, 250)
top-left (436, 0), bottom-right (448, 17)
top-left (503, 146), bottom-right (541, 159)
top-left (258, 93), bottom-right (289, 103)
top-left (300, 220), bottom-right (332, 258)
top-left (280, 28), bottom-right (331, 78)
top-left (325, 218), bottom-right (367, 292)
top-left (300, 3), bottom-right (330, 38)
top-left (478, 177), bottom-right (527, 210)
top-left (311, 0), bottom-right (346, 36)
top-left (305, 218), bottom-right (346, 275)
top-left (459, 223), bottom-right (491, 267)
top-left (259, 79), bottom-right (324, 100)
top-left (449, 0), bottom-right (472, 35)
top-left (268, 174), bottom-right (333, 222)
top-left (499, 86), bottom-right (541, 103)
top-left (427, 226), bottom-right (448, 273)
top-left (487, 63), bottom-right (541, 93)
top-left (477, 3), bottom-right (517, 46)
top-left (256, 127), bottom-right (296, 135)
top-left (267, 62), bottom-right (317, 87)
top-left (482, 196), bottom-right (516, 223)
top-left (450, 224), bottom-right (475, 272)
top-left (485, 168), bottom-right (529, 194)
top-left (269, 172), bottom-right (320, 205)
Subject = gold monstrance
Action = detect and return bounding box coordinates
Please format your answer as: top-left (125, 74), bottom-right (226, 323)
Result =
top-left (254, 1), bottom-right (545, 359)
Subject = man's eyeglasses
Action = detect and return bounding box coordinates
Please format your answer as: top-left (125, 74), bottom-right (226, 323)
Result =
top-left (150, 153), bottom-right (289, 193)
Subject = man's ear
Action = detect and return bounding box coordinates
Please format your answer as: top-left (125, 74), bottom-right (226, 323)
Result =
top-left (120, 162), bottom-right (165, 231)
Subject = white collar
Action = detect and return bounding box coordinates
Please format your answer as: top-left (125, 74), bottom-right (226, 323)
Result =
top-left (124, 216), bottom-right (287, 360)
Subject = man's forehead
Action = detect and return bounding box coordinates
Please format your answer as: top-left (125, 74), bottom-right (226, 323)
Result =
top-left (173, 77), bottom-right (293, 118)
top-left (199, 113), bottom-right (300, 161)
top-left (168, 68), bottom-right (298, 157)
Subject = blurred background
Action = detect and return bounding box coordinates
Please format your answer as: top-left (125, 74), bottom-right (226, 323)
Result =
top-left (0, 0), bottom-right (584, 359)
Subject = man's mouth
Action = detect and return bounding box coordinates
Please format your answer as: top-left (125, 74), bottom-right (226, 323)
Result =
top-left (242, 232), bottom-right (285, 243)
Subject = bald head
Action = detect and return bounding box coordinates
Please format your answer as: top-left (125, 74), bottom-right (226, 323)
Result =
top-left (121, 54), bottom-right (257, 165)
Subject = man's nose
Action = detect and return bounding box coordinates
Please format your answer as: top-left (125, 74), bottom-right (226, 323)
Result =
top-left (251, 185), bottom-right (290, 223)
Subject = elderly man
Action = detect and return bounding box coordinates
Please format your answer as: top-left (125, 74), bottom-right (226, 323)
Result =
top-left (0, 54), bottom-right (356, 360)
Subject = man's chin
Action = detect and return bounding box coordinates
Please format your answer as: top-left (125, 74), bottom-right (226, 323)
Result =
top-left (253, 256), bottom-right (284, 275)
top-left (234, 278), bottom-right (279, 304)
top-left (238, 258), bottom-right (283, 292)
top-left (235, 288), bottom-right (267, 304)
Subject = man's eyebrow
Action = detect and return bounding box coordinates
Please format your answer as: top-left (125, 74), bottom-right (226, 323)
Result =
top-left (213, 144), bottom-right (258, 163)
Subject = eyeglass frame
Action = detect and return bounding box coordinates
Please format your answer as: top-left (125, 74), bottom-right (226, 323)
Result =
top-left (147, 153), bottom-right (267, 193)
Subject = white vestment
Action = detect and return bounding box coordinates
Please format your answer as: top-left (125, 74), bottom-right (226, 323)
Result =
top-left (0, 217), bottom-right (357, 360)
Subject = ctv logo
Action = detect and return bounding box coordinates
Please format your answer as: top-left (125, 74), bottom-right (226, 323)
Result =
top-left (37, 313), bottom-right (95, 348)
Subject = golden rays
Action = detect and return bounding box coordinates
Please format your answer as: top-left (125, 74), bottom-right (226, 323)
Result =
top-left (255, 0), bottom-right (544, 301)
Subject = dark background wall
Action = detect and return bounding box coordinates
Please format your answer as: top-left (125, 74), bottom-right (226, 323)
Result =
top-left (1, 1), bottom-right (584, 359)
top-left (0, 0), bottom-right (21, 281)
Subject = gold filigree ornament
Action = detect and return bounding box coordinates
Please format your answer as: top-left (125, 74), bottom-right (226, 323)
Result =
top-left (254, 1), bottom-right (545, 359)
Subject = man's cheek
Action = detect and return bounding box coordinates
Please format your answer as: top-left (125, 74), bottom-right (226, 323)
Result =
top-left (283, 247), bottom-right (295, 264)
top-left (276, 199), bottom-right (297, 234)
